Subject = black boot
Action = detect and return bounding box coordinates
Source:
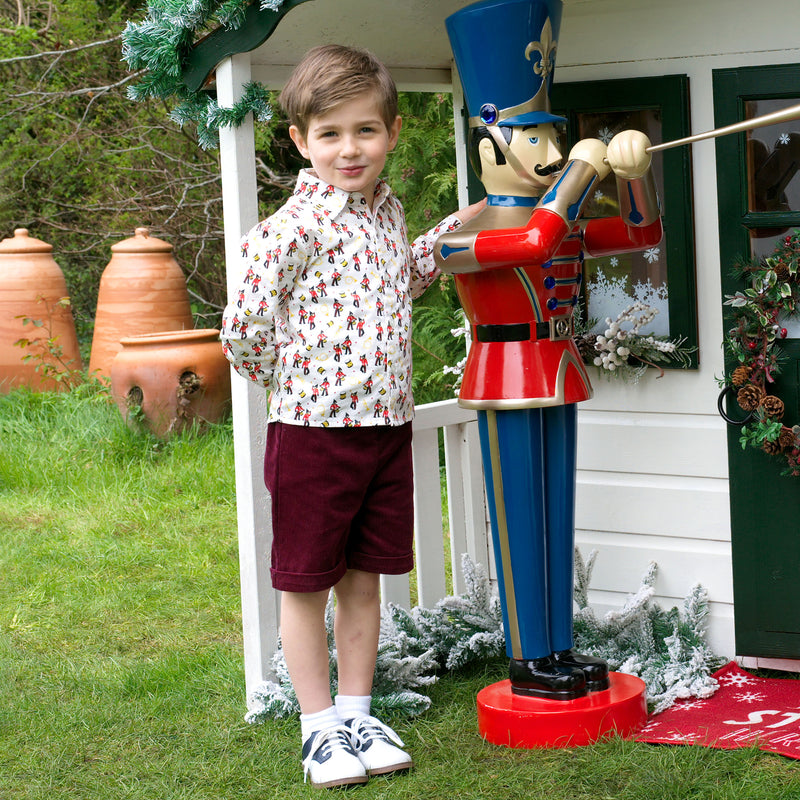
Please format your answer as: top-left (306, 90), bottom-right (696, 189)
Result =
top-left (509, 655), bottom-right (587, 700)
top-left (552, 649), bottom-right (610, 692)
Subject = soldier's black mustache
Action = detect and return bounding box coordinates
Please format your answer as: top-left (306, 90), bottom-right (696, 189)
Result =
top-left (534, 162), bottom-right (563, 176)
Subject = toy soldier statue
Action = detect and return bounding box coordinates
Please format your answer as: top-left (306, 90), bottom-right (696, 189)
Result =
top-left (437, 0), bottom-right (662, 700)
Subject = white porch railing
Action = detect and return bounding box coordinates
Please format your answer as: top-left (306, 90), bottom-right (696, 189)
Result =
top-left (380, 398), bottom-right (491, 609)
top-left (238, 397), bottom-right (491, 693)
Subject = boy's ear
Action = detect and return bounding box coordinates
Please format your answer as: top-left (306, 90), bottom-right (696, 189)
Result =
top-left (288, 125), bottom-right (309, 159)
top-left (387, 116), bottom-right (402, 152)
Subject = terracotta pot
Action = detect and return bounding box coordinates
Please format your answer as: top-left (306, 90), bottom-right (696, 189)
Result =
top-left (110, 329), bottom-right (231, 437)
top-left (89, 227), bottom-right (193, 382)
top-left (0, 228), bottom-right (82, 392)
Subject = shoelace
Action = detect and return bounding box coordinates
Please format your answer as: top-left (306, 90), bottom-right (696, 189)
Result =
top-left (348, 715), bottom-right (405, 751)
top-left (302, 725), bottom-right (354, 781)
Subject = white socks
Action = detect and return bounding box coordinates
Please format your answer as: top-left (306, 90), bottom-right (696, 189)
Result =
top-left (335, 694), bottom-right (372, 721)
top-left (300, 695), bottom-right (372, 741)
top-left (300, 705), bottom-right (341, 742)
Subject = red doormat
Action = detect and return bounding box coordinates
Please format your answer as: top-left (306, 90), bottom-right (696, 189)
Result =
top-left (635, 661), bottom-right (800, 759)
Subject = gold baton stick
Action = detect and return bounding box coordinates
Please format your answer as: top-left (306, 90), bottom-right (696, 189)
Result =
top-left (600, 102), bottom-right (800, 164)
top-left (647, 102), bottom-right (800, 153)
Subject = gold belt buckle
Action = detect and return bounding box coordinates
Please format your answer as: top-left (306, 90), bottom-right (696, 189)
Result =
top-left (549, 316), bottom-right (574, 342)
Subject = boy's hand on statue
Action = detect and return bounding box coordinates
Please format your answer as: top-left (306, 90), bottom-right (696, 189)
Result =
top-left (568, 138), bottom-right (611, 180)
top-left (607, 130), bottom-right (652, 180)
top-left (454, 197), bottom-right (487, 225)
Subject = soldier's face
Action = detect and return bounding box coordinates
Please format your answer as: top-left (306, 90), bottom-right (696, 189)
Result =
top-left (477, 122), bottom-right (565, 195)
top-left (506, 123), bottom-right (564, 186)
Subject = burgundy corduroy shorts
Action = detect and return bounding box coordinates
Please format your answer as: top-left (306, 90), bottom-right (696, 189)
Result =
top-left (264, 421), bottom-right (414, 592)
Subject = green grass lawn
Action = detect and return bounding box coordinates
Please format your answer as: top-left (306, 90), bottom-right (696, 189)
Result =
top-left (1, 385), bottom-right (799, 799)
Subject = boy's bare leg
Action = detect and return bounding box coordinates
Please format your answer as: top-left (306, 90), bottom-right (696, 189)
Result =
top-left (333, 569), bottom-right (413, 776)
top-left (280, 589), bottom-right (334, 714)
top-left (333, 569), bottom-right (380, 695)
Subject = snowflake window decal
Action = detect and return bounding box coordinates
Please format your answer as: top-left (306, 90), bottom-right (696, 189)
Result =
top-left (597, 126), bottom-right (614, 144)
top-left (643, 246), bottom-right (661, 264)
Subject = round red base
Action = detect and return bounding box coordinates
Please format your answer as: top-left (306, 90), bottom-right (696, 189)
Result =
top-left (477, 672), bottom-right (647, 748)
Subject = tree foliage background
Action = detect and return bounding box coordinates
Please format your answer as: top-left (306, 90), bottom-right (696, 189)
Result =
top-left (0, 0), bottom-right (467, 402)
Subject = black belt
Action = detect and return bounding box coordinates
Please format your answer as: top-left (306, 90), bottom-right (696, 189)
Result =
top-left (476, 322), bottom-right (553, 343)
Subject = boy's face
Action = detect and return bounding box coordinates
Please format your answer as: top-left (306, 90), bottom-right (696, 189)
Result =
top-left (289, 91), bottom-right (402, 209)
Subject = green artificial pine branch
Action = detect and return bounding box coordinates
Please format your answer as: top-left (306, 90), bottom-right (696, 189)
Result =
top-left (122, 0), bottom-right (285, 148)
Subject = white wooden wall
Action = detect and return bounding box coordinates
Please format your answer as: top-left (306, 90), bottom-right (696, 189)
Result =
top-left (558, 0), bottom-right (800, 658)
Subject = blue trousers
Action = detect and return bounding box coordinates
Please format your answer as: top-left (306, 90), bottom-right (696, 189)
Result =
top-left (477, 405), bottom-right (577, 661)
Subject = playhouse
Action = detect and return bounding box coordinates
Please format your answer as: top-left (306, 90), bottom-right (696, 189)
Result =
top-left (182, 0), bottom-right (800, 701)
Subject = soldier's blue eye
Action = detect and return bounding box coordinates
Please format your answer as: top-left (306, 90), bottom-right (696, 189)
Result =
top-left (529, 137), bottom-right (539, 144)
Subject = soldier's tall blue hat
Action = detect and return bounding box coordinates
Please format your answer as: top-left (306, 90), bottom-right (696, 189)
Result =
top-left (446, 0), bottom-right (566, 128)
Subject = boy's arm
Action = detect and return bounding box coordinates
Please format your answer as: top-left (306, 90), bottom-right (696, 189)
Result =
top-left (220, 216), bottom-right (304, 388)
top-left (407, 199), bottom-right (487, 298)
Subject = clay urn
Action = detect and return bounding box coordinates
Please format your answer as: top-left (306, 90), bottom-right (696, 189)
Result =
top-left (89, 227), bottom-right (193, 382)
top-left (0, 228), bottom-right (82, 392)
top-left (110, 328), bottom-right (231, 437)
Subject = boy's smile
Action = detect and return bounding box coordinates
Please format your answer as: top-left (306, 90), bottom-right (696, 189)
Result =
top-left (289, 92), bottom-right (402, 209)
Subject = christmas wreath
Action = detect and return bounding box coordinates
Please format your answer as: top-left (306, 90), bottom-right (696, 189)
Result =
top-left (121, 0), bottom-right (286, 149)
top-left (720, 230), bottom-right (800, 476)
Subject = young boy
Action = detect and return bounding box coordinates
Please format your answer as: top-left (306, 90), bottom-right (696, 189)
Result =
top-left (221, 45), bottom-right (483, 789)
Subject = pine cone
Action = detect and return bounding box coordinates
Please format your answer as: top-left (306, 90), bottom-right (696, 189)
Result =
top-left (763, 439), bottom-right (783, 455)
top-left (762, 394), bottom-right (785, 420)
top-left (737, 384), bottom-right (765, 412)
top-left (731, 365), bottom-right (751, 386)
top-left (780, 426), bottom-right (797, 450)
top-left (576, 334), bottom-right (598, 361)
top-left (773, 260), bottom-right (792, 283)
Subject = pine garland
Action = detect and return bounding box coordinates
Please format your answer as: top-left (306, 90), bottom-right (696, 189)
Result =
top-left (121, 0), bottom-right (284, 148)
top-left (720, 229), bottom-right (800, 476)
top-left (245, 551), bottom-right (723, 723)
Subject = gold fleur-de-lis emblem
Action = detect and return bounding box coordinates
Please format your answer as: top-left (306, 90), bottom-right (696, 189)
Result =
top-left (524, 17), bottom-right (557, 78)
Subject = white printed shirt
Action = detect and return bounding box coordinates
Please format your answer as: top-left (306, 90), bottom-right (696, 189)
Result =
top-left (221, 169), bottom-right (461, 427)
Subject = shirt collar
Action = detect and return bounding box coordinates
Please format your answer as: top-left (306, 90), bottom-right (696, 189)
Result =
top-left (293, 169), bottom-right (391, 216)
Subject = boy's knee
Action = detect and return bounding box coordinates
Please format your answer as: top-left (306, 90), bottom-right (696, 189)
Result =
top-left (336, 569), bottom-right (380, 600)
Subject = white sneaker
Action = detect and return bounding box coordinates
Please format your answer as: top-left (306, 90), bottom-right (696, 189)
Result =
top-left (344, 715), bottom-right (413, 776)
top-left (301, 725), bottom-right (368, 789)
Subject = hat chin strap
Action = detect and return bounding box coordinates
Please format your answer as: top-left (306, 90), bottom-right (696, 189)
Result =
top-left (485, 125), bottom-right (547, 193)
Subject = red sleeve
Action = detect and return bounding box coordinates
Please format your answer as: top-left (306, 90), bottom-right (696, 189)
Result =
top-left (582, 216), bottom-right (663, 258)
top-left (473, 208), bottom-right (570, 269)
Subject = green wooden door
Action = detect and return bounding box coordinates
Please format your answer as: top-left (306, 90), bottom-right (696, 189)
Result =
top-left (714, 64), bottom-right (800, 658)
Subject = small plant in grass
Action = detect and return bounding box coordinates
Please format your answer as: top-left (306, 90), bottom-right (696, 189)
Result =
top-left (14, 295), bottom-right (100, 391)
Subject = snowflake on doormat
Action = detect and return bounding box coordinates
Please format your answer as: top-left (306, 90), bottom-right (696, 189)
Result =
top-left (734, 691), bottom-right (767, 703)
top-left (717, 671), bottom-right (757, 688)
top-left (669, 699), bottom-right (710, 712)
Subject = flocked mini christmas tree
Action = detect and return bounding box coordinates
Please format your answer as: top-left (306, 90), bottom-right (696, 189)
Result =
top-left (245, 552), bottom-right (723, 723)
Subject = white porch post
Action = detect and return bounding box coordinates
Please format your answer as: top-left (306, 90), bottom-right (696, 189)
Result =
top-left (217, 54), bottom-right (279, 701)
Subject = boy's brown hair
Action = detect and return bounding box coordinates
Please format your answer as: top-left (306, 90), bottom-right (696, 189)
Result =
top-left (279, 44), bottom-right (398, 136)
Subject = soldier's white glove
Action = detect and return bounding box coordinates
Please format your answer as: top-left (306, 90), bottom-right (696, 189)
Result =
top-left (607, 130), bottom-right (652, 180)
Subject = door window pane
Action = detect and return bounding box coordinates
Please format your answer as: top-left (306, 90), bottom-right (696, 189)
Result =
top-left (746, 98), bottom-right (800, 215)
top-left (749, 228), bottom-right (800, 338)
